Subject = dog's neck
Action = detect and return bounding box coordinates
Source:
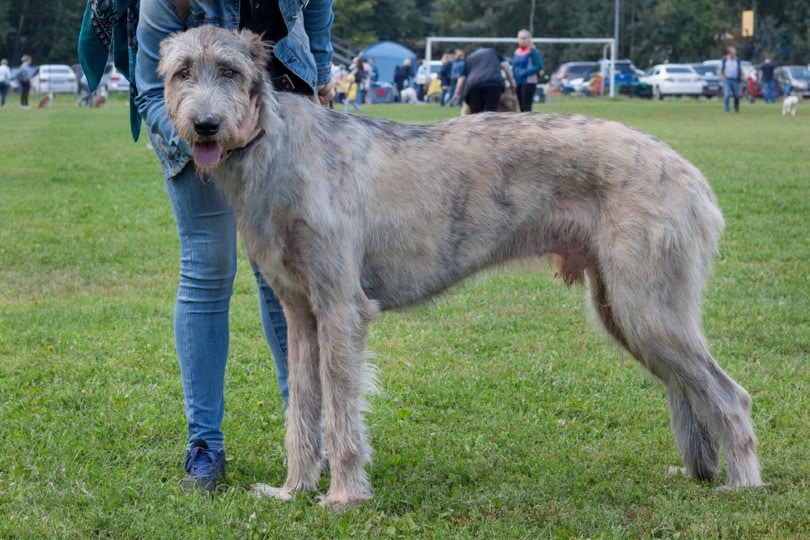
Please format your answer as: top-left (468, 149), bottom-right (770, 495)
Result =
top-left (224, 129), bottom-right (267, 161)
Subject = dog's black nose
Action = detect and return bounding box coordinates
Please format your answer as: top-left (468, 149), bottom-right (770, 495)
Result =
top-left (194, 115), bottom-right (221, 136)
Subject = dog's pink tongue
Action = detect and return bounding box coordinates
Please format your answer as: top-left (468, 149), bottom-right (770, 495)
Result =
top-left (193, 142), bottom-right (222, 166)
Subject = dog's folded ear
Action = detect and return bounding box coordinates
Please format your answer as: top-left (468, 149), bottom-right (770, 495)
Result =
top-left (239, 29), bottom-right (271, 76)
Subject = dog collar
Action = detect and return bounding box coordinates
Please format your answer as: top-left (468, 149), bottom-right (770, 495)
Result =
top-left (225, 129), bottom-right (266, 160)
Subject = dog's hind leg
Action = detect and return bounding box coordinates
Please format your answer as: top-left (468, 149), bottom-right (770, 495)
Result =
top-left (316, 290), bottom-right (379, 510)
top-left (587, 256), bottom-right (762, 489)
top-left (586, 265), bottom-right (720, 479)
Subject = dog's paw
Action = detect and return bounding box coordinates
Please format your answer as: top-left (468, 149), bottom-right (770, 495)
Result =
top-left (318, 492), bottom-right (370, 512)
top-left (251, 483), bottom-right (294, 501)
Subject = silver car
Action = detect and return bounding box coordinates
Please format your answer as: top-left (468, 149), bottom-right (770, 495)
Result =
top-left (100, 62), bottom-right (131, 93)
top-left (31, 64), bottom-right (79, 94)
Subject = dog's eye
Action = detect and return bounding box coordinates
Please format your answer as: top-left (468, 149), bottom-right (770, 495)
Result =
top-left (179, 67), bottom-right (191, 80)
top-left (221, 67), bottom-right (235, 79)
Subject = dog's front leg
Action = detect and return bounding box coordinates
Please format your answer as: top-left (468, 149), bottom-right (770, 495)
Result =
top-left (252, 295), bottom-right (323, 500)
top-left (318, 295), bottom-right (377, 511)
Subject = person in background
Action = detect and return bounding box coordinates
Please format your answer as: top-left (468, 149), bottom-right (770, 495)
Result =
top-left (448, 49), bottom-right (466, 107)
top-left (452, 47), bottom-right (515, 114)
top-left (720, 46), bottom-right (742, 113)
top-left (17, 55), bottom-right (33, 109)
top-left (350, 57), bottom-right (367, 106)
top-left (394, 58), bottom-right (412, 103)
top-left (0, 59), bottom-right (11, 107)
top-left (511, 29), bottom-right (544, 112)
top-left (344, 73), bottom-right (360, 112)
top-left (415, 59), bottom-right (430, 102)
top-left (759, 54), bottom-right (776, 104)
top-left (439, 53), bottom-right (453, 106)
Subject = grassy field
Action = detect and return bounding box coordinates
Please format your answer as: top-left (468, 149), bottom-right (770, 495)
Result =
top-left (1, 93), bottom-right (808, 538)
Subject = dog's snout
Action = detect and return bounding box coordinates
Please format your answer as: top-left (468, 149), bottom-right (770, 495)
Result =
top-left (194, 115), bottom-right (222, 137)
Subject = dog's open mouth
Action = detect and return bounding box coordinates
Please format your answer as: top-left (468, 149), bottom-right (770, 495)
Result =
top-left (192, 141), bottom-right (224, 166)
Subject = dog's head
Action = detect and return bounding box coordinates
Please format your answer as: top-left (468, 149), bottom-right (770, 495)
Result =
top-left (158, 26), bottom-right (271, 172)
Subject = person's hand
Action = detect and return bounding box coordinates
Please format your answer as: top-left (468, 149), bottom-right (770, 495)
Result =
top-left (310, 78), bottom-right (336, 106)
top-left (225, 94), bottom-right (263, 151)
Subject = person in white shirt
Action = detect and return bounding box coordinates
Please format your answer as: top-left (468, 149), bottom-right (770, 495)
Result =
top-left (719, 46), bottom-right (742, 113)
top-left (0, 58), bottom-right (12, 107)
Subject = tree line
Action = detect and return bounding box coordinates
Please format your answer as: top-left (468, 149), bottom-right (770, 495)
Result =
top-left (1, 0), bottom-right (809, 70)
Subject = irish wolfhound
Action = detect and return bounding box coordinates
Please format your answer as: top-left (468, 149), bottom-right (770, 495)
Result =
top-left (158, 26), bottom-right (763, 510)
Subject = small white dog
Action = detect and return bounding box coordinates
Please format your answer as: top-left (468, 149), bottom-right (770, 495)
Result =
top-left (782, 95), bottom-right (799, 116)
top-left (400, 86), bottom-right (419, 104)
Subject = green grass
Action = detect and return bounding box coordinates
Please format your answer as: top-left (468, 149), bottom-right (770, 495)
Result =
top-left (1, 93), bottom-right (808, 538)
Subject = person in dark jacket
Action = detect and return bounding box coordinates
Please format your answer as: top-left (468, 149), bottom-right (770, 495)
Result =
top-left (452, 47), bottom-right (515, 114)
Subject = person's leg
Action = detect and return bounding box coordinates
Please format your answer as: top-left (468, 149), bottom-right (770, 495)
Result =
top-left (166, 164), bottom-right (237, 451)
top-left (253, 265), bottom-right (289, 404)
top-left (482, 86), bottom-right (502, 112)
top-left (517, 83), bottom-right (534, 112)
top-left (20, 81), bottom-right (29, 107)
top-left (733, 81), bottom-right (740, 112)
top-left (466, 85), bottom-right (484, 113)
top-left (723, 80), bottom-right (731, 112)
top-left (765, 81), bottom-right (775, 103)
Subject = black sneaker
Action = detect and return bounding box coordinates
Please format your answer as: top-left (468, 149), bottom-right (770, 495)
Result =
top-left (180, 439), bottom-right (226, 494)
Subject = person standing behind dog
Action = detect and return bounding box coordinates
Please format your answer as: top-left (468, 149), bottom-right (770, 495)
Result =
top-left (0, 59), bottom-right (11, 107)
top-left (511, 29), bottom-right (544, 112)
top-left (80, 0), bottom-right (336, 494)
top-left (452, 47), bottom-right (515, 114)
top-left (17, 55), bottom-right (34, 109)
top-left (720, 46), bottom-right (742, 113)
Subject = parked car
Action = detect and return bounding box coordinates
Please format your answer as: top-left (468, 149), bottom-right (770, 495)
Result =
top-left (774, 65), bottom-right (810, 97)
top-left (100, 62), bottom-right (131, 93)
top-left (640, 64), bottom-right (704, 99)
top-left (689, 63), bottom-right (722, 97)
top-left (588, 59), bottom-right (642, 93)
top-left (31, 64), bottom-right (78, 94)
top-left (549, 61), bottom-right (596, 93)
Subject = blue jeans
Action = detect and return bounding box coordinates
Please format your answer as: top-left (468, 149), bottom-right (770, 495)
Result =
top-left (723, 79), bottom-right (741, 112)
top-left (762, 80), bottom-right (776, 103)
top-left (166, 165), bottom-right (289, 450)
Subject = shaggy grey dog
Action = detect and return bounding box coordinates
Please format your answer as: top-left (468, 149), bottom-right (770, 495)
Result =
top-left (158, 26), bottom-right (762, 510)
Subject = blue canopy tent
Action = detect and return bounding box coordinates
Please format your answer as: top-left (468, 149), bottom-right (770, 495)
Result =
top-left (359, 41), bottom-right (417, 85)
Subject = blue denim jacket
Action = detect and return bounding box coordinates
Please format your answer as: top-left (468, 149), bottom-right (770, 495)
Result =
top-left (135, 0), bottom-right (334, 179)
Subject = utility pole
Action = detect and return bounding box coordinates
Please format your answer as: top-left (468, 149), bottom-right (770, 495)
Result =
top-left (529, 0), bottom-right (536, 35)
top-left (611, 0), bottom-right (620, 97)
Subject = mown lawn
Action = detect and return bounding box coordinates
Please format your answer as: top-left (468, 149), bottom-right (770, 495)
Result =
top-left (0, 93), bottom-right (807, 538)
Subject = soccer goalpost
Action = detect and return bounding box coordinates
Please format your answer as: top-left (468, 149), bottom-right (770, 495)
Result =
top-left (425, 36), bottom-right (618, 97)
